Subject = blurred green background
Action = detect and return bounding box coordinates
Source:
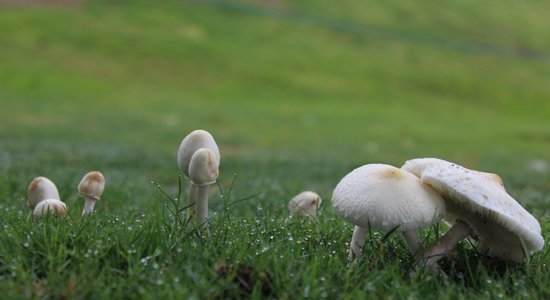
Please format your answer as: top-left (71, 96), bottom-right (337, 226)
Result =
top-left (1, 0), bottom-right (549, 215)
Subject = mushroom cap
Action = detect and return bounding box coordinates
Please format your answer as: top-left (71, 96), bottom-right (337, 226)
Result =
top-left (28, 176), bottom-right (60, 210)
top-left (33, 199), bottom-right (68, 219)
top-left (402, 158), bottom-right (544, 262)
top-left (188, 148), bottom-right (219, 186)
top-left (177, 130), bottom-right (220, 178)
top-left (332, 164), bottom-right (445, 231)
top-left (78, 171), bottom-right (105, 200)
top-left (289, 191), bottom-right (322, 217)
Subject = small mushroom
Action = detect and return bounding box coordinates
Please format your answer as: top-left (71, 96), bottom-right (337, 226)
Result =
top-left (78, 171), bottom-right (105, 216)
top-left (332, 164), bottom-right (445, 261)
top-left (177, 130), bottom-right (220, 226)
top-left (33, 199), bottom-right (68, 219)
top-left (28, 177), bottom-right (67, 219)
top-left (188, 148), bottom-right (219, 225)
top-left (402, 158), bottom-right (544, 268)
top-left (288, 191), bottom-right (322, 218)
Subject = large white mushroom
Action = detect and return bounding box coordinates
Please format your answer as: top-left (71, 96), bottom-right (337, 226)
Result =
top-left (177, 130), bottom-right (220, 226)
top-left (288, 191), bottom-right (322, 218)
top-left (402, 158), bottom-right (544, 268)
top-left (332, 164), bottom-right (446, 261)
top-left (78, 171), bottom-right (106, 216)
top-left (28, 176), bottom-right (67, 219)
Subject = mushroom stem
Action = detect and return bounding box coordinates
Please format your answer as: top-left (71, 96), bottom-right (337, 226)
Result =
top-left (194, 184), bottom-right (210, 227)
top-left (188, 183), bottom-right (198, 222)
top-left (82, 196), bottom-right (96, 216)
top-left (419, 220), bottom-right (472, 268)
top-left (401, 230), bottom-right (423, 258)
top-left (348, 226), bottom-right (366, 261)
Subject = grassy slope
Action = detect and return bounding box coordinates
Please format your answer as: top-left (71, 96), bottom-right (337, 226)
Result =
top-left (0, 0), bottom-right (549, 298)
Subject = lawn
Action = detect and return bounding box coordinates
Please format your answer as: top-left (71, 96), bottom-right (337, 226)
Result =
top-left (0, 0), bottom-right (549, 298)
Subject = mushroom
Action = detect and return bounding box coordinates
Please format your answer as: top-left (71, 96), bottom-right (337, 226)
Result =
top-left (28, 176), bottom-right (67, 219)
top-left (288, 191), bottom-right (322, 218)
top-left (33, 199), bottom-right (68, 219)
top-left (188, 148), bottom-right (219, 225)
top-left (177, 130), bottom-right (220, 226)
top-left (402, 158), bottom-right (544, 268)
top-left (332, 164), bottom-right (446, 261)
top-left (78, 171), bottom-right (105, 216)
top-left (28, 176), bottom-right (60, 210)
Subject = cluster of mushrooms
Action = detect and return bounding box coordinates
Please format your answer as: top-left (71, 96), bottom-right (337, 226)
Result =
top-left (332, 159), bottom-right (545, 276)
top-left (28, 172), bottom-right (105, 219)
top-left (28, 129), bottom-right (544, 277)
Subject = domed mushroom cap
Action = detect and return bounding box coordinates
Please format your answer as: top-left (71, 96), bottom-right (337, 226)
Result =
top-left (402, 158), bottom-right (544, 262)
top-left (332, 164), bottom-right (445, 231)
top-left (289, 191), bottom-right (322, 217)
top-left (33, 199), bottom-right (68, 219)
top-left (177, 130), bottom-right (220, 178)
top-left (78, 171), bottom-right (105, 200)
top-left (28, 177), bottom-right (60, 210)
top-left (188, 148), bottom-right (219, 186)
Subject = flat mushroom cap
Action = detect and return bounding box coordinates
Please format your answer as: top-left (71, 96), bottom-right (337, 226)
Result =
top-left (332, 164), bottom-right (445, 231)
top-left (33, 199), bottom-right (68, 219)
top-left (289, 191), bottom-right (322, 217)
top-left (78, 171), bottom-right (105, 200)
top-left (28, 177), bottom-right (60, 210)
top-left (402, 158), bottom-right (544, 262)
top-left (188, 148), bottom-right (219, 186)
top-left (177, 130), bottom-right (220, 178)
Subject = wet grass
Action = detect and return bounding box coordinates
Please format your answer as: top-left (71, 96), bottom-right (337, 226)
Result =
top-left (0, 0), bottom-right (549, 298)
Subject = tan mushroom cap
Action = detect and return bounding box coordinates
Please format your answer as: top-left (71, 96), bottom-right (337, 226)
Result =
top-left (28, 177), bottom-right (60, 210)
top-left (188, 148), bottom-right (219, 186)
top-left (402, 158), bottom-right (544, 262)
top-left (332, 164), bottom-right (445, 231)
top-left (289, 191), bottom-right (322, 218)
top-left (78, 171), bottom-right (105, 200)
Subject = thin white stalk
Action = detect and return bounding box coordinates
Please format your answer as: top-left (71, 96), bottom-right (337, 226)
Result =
top-left (401, 230), bottom-right (423, 258)
top-left (419, 220), bottom-right (471, 270)
top-left (195, 184), bottom-right (210, 228)
top-left (82, 197), bottom-right (96, 216)
top-left (348, 226), bottom-right (366, 261)
top-left (188, 183), bottom-right (198, 224)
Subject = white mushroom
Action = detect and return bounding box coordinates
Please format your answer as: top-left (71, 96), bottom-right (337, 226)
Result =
top-left (177, 130), bottom-right (220, 226)
top-left (332, 164), bottom-right (446, 261)
top-left (289, 191), bottom-right (322, 218)
top-left (28, 176), bottom-right (67, 219)
top-left (78, 171), bottom-right (105, 216)
top-left (33, 199), bottom-right (68, 219)
top-left (402, 158), bottom-right (544, 268)
top-left (188, 148), bottom-right (219, 225)
top-left (28, 176), bottom-right (60, 210)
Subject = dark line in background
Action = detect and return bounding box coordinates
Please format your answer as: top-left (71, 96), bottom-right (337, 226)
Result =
top-left (182, 0), bottom-right (549, 61)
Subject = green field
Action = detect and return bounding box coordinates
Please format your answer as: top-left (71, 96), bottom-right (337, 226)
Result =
top-left (1, 0), bottom-right (549, 298)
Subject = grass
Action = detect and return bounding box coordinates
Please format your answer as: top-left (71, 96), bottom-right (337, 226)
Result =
top-left (0, 0), bottom-right (549, 298)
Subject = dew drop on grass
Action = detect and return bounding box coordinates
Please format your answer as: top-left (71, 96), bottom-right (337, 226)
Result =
top-left (303, 285), bottom-right (310, 298)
